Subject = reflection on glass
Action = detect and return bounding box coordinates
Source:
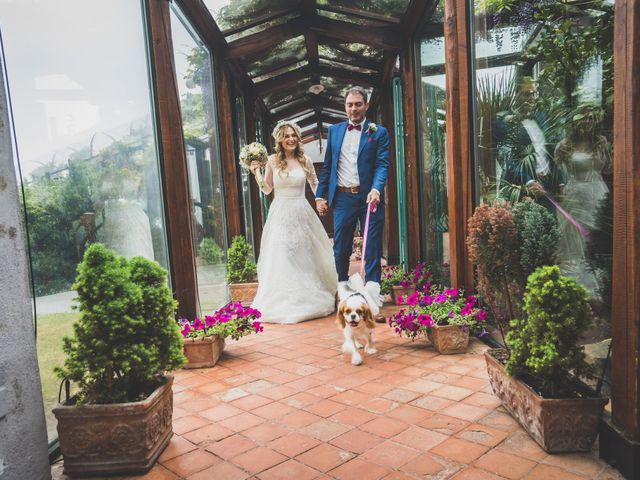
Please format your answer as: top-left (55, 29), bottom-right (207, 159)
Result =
top-left (416, 6), bottom-right (449, 276)
top-left (471, 0), bottom-right (614, 377)
top-left (234, 95), bottom-right (256, 258)
top-left (170, 4), bottom-right (229, 314)
top-left (2, 0), bottom-right (169, 441)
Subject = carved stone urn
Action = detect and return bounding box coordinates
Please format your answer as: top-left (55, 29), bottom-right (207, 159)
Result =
top-left (427, 324), bottom-right (470, 354)
top-left (391, 285), bottom-right (415, 304)
top-left (484, 350), bottom-right (608, 453)
top-left (183, 335), bottom-right (225, 369)
top-left (229, 282), bottom-right (259, 306)
top-left (53, 376), bottom-right (174, 476)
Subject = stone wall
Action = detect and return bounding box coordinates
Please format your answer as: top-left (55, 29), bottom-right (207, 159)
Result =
top-left (0, 53), bottom-right (51, 480)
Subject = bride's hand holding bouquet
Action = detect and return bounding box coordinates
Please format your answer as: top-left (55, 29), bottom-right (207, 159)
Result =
top-left (239, 142), bottom-right (268, 188)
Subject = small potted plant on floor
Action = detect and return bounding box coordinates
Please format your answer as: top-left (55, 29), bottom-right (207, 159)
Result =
top-left (180, 302), bottom-right (263, 368)
top-left (484, 265), bottom-right (608, 453)
top-left (227, 235), bottom-right (258, 305)
top-left (388, 286), bottom-right (486, 354)
top-left (53, 244), bottom-right (185, 476)
top-left (381, 265), bottom-right (413, 304)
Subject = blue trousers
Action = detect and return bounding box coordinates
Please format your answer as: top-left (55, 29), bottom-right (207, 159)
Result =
top-left (332, 191), bottom-right (385, 283)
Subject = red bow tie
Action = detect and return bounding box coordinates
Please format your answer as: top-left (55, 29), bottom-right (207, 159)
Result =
top-left (347, 124), bottom-right (362, 131)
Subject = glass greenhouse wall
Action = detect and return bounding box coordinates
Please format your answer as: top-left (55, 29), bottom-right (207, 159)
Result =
top-left (470, 0), bottom-right (614, 384)
top-left (2, 0), bottom-right (171, 441)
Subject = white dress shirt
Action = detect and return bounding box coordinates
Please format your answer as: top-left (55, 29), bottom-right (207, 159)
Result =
top-left (336, 121), bottom-right (364, 187)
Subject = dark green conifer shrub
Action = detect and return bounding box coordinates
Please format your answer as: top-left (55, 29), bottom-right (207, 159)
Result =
top-left (227, 236), bottom-right (257, 283)
top-left (56, 243), bottom-right (184, 404)
top-left (505, 265), bottom-right (594, 397)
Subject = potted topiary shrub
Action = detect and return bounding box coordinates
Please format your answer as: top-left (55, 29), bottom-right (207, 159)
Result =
top-left (227, 235), bottom-right (258, 305)
top-left (484, 265), bottom-right (608, 453)
top-left (179, 302), bottom-right (263, 368)
top-left (466, 199), bottom-right (559, 342)
top-left (53, 243), bottom-right (185, 476)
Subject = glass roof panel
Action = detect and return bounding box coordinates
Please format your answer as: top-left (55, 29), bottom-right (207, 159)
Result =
top-left (252, 60), bottom-right (308, 82)
top-left (319, 57), bottom-right (378, 75)
top-left (317, 9), bottom-right (393, 27)
top-left (317, 0), bottom-right (410, 19)
top-left (319, 44), bottom-right (382, 69)
top-left (225, 12), bottom-right (300, 41)
top-left (270, 97), bottom-right (308, 113)
top-left (203, 0), bottom-right (299, 32)
top-left (330, 42), bottom-right (384, 63)
top-left (264, 81), bottom-right (312, 108)
top-left (244, 36), bottom-right (306, 77)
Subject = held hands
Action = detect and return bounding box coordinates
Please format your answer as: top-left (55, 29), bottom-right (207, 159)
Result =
top-left (527, 181), bottom-right (546, 196)
top-left (316, 199), bottom-right (328, 217)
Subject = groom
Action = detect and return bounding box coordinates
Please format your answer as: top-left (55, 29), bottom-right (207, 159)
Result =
top-left (316, 86), bottom-right (389, 314)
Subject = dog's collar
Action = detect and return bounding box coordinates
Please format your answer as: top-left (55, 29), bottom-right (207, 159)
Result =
top-left (347, 293), bottom-right (365, 300)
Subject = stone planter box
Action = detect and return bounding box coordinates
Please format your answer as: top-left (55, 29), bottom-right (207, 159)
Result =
top-left (484, 350), bottom-right (608, 453)
top-left (230, 282), bottom-right (258, 305)
top-left (391, 285), bottom-right (415, 304)
top-left (183, 335), bottom-right (225, 369)
top-left (427, 324), bottom-right (470, 354)
top-left (53, 376), bottom-right (174, 476)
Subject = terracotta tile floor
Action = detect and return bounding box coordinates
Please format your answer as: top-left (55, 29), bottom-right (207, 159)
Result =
top-left (53, 305), bottom-right (625, 480)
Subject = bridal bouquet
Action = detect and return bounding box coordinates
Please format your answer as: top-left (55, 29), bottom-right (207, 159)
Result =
top-left (239, 142), bottom-right (268, 171)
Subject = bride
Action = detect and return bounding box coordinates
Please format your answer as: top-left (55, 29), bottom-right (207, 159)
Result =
top-left (249, 121), bottom-right (337, 323)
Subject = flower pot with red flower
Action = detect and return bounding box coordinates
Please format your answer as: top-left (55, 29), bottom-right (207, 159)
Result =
top-left (388, 286), bottom-right (487, 354)
top-left (180, 302), bottom-right (263, 369)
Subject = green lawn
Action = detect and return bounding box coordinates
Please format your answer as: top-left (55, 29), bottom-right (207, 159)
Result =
top-left (36, 312), bottom-right (78, 439)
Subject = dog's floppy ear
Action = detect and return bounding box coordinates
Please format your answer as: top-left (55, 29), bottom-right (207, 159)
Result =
top-left (336, 301), bottom-right (346, 328)
top-left (363, 304), bottom-right (375, 329)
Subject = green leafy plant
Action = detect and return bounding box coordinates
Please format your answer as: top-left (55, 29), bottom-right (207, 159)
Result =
top-left (179, 302), bottom-right (263, 341)
top-left (227, 236), bottom-right (257, 283)
top-left (388, 287), bottom-right (487, 341)
top-left (511, 199), bottom-right (560, 286)
top-left (55, 243), bottom-right (184, 404)
top-left (505, 265), bottom-right (594, 397)
top-left (199, 237), bottom-right (224, 264)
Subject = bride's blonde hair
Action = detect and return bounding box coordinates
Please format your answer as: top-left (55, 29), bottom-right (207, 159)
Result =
top-left (271, 121), bottom-right (313, 179)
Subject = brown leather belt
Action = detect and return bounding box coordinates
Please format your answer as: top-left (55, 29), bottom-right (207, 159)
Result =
top-left (336, 186), bottom-right (360, 194)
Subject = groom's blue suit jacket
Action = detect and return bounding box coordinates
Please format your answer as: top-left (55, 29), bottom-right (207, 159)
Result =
top-left (316, 120), bottom-right (390, 207)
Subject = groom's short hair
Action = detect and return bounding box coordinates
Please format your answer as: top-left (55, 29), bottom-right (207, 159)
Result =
top-left (344, 86), bottom-right (368, 104)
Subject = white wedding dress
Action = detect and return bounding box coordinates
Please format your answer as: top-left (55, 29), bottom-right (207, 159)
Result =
top-left (251, 157), bottom-right (337, 323)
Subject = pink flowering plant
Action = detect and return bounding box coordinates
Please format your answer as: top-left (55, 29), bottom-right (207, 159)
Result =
top-left (409, 262), bottom-right (432, 291)
top-left (179, 302), bottom-right (264, 341)
top-left (380, 265), bottom-right (411, 295)
top-left (388, 286), bottom-right (487, 340)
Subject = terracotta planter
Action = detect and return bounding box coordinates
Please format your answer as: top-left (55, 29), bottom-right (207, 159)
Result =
top-left (53, 376), bottom-right (174, 476)
top-left (391, 285), bottom-right (415, 304)
top-left (484, 350), bottom-right (608, 453)
top-left (427, 324), bottom-right (470, 354)
top-left (229, 281), bottom-right (258, 305)
top-left (183, 335), bottom-right (225, 369)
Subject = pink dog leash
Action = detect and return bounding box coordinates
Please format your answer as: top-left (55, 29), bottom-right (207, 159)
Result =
top-left (359, 202), bottom-right (376, 279)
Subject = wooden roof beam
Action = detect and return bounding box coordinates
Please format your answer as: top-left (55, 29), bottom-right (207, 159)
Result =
top-left (317, 37), bottom-right (385, 70)
top-left (220, 7), bottom-right (299, 37)
top-left (310, 16), bottom-right (402, 50)
top-left (254, 65), bottom-right (312, 95)
top-left (317, 4), bottom-right (401, 25)
top-left (401, 0), bottom-right (439, 37)
top-left (225, 16), bottom-right (307, 59)
top-left (317, 65), bottom-right (380, 87)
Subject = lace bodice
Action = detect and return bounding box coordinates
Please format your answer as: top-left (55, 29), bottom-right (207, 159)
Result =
top-left (272, 167), bottom-right (308, 199)
top-left (256, 155), bottom-right (318, 197)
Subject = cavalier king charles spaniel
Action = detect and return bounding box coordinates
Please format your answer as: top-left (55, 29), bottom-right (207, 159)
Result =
top-left (337, 293), bottom-right (377, 365)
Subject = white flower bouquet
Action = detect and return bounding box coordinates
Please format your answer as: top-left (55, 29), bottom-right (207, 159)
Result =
top-left (239, 142), bottom-right (268, 171)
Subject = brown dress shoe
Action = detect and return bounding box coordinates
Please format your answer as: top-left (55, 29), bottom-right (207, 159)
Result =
top-left (375, 313), bottom-right (386, 324)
